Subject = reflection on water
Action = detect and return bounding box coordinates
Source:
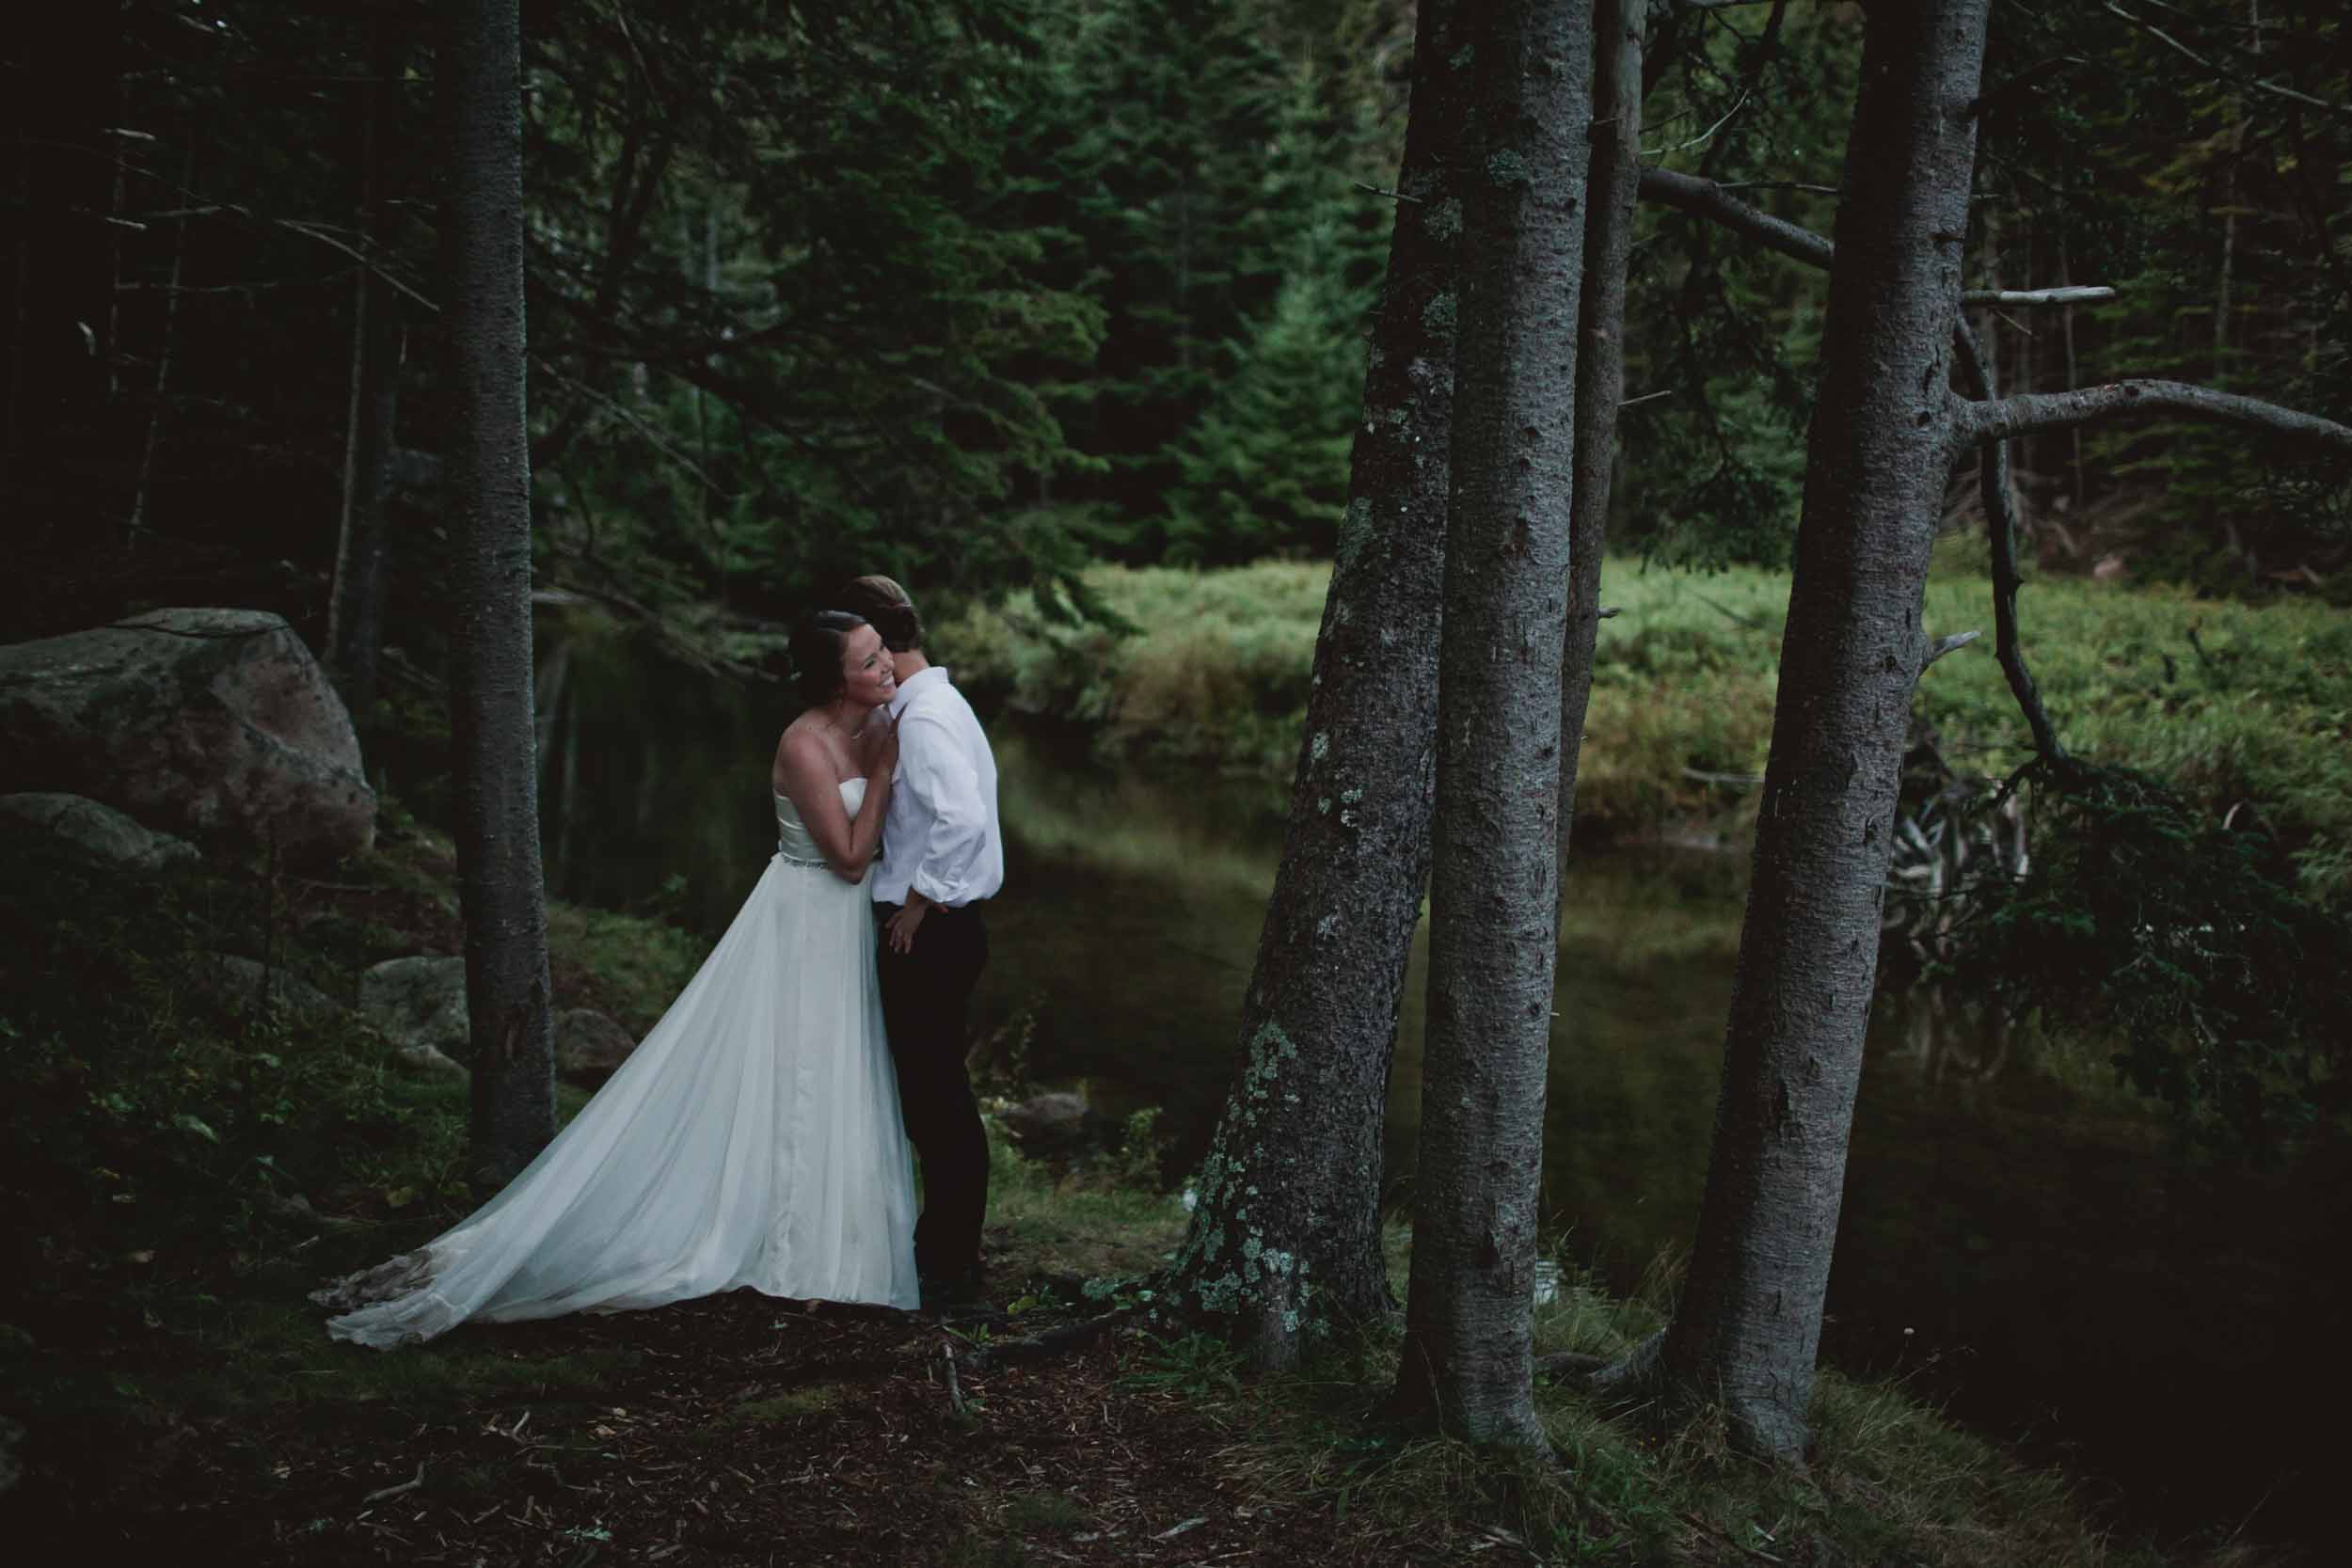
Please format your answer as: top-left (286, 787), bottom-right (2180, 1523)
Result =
top-left (535, 631), bottom-right (2338, 1552)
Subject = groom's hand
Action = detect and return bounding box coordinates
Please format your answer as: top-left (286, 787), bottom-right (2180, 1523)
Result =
top-left (884, 895), bottom-right (930, 954)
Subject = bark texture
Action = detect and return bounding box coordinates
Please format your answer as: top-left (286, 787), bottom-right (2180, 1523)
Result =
top-left (440, 0), bottom-right (557, 1187)
top-left (1558, 0), bottom-right (1643, 869)
top-left (1657, 0), bottom-right (1991, 1463)
top-left (1391, 0), bottom-right (1592, 1448)
top-left (1162, 0), bottom-right (1469, 1366)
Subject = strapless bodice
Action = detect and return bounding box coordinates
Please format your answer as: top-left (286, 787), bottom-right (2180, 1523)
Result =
top-left (774, 778), bottom-right (867, 866)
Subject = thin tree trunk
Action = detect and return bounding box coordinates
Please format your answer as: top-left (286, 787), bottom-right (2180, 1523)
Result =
top-left (1391, 0), bottom-right (1593, 1448)
top-left (2058, 232), bottom-right (2084, 512)
top-left (1560, 0), bottom-right (1642, 868)
top-left (441, 0), bottom-right (557, 1187)
top-left (330, 19), bottom-right (403, 714)
top-left (127, 142), bottom-right (197, 551)
top-left (2214, 0), bottom-right (2253, 377)
top-left (1161, 0), bottom-right (1469, 1366)
top-left (1654, 0), bottom-right (1991, 1464)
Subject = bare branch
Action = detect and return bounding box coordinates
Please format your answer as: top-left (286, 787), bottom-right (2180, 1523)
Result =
top-left (274, 218), bottom-right (440, 314)
top-left (1962, 380), bottom-right (2352, 450)
top-left (1961, 286), bottom-right (2114, 308)
top-left (1924, 629), bottom-right (1982, 669)
top-left (1713, 180), bottom-right (1838, 196)
top-left (1644, 88), bottom-right (1748, 157)
top-left (1636, 176), bottom-right (2110, 309)
top-left (2102, 3), bottom-right (2351, 124)
top-left (1954, 323), bottom-right (2070, 764)
top-left (1637, 166), bottom-right (1832, 269)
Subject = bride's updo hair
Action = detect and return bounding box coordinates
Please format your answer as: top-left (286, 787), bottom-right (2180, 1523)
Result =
top-left (836, 574), bottom-right (923, 654)
top-left (790, 610), bottom-right (869, 706)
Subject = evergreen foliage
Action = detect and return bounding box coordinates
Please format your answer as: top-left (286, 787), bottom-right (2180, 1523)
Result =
top-left (9, 0), bottom-right (2339, 642)
top-left (1947, 760), bottom-right (2351, 1159)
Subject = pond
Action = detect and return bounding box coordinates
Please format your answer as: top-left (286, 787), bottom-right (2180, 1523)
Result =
top-left (535, 626), bottom-right (2340, 1551)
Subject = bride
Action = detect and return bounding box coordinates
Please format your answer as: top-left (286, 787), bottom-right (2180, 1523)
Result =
top-left (316, 611), bottom-right (922, 1346)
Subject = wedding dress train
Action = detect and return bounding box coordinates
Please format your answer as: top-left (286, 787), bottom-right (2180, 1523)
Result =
top-left (318, 779), bottom-right (919, 1347)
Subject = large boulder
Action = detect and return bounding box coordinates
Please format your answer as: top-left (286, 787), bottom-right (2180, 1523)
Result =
top-left (0, 791), bottom-right (199, 873)
top-left (0, 609), bottom-right (374, 864)
top-left (187, 954), bottom-right (349, 1030)
top-left (997, 1090), bottom-right (1093, 1153)
top-left (554, 1007), bottom-right (640, 1086)
top-left (358, 956), bottom-right (471, 1075)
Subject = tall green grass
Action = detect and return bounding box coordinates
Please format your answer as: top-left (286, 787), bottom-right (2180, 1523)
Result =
top-left (942, 554), bottom-right (2352, 899)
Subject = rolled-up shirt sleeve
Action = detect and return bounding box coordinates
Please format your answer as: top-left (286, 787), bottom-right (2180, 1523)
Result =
top-left (898, 713), bottom-right (992, 907)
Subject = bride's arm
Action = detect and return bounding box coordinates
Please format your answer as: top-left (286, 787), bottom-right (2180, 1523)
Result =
top-left (775, 728), bottom-right (894, 882)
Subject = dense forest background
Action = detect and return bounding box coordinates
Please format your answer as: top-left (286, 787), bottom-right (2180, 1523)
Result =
top-left (8, 0), bottom-right (2347, 668)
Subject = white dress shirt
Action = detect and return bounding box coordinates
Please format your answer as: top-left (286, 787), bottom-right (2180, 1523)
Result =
top-left (873, 667), bottom-right (1003, 909)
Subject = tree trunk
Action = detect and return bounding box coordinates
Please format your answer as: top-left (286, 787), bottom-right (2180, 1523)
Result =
top-left (1161, 0), bottom-right (1469, 1366)
top-left (1652, 0), bottom-right (1991, 1464)
top-left (330, 19), bottom-right (403, 715)
top-left (441, 0), bottom-right (557, 1187)
top-left (1390, 0), bottom-right (1592, 1448)
top-left (127, 142), bottom-right (196, 550)
top-left (1559, 0), bottom-right (1642, 868)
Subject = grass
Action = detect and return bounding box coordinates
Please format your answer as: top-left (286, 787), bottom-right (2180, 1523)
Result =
top-left (716, 1386), bottom-right (846, 1426)
top-left (941, 551), bottom-right (2352, 900)
top-left (980, 1113), bottom-right (1191, 1285)
top-left (1164, 1243), bottom-right (2280, 1568)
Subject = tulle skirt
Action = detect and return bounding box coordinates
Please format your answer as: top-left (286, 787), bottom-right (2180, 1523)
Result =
top-left (317, 855), bottom-right (919, 1348)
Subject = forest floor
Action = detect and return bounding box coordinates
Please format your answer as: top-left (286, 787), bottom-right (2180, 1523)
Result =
top-left (5, 1164), bottom-right (2294, 1568)
top-left (35, 1281), bottom-right (1336, 1568)
top-left (0, 786), bottom-right (2311, 1568)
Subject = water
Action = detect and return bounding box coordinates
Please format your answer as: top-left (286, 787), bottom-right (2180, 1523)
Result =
top-left (534, 629), bottom-right (2339, 1551)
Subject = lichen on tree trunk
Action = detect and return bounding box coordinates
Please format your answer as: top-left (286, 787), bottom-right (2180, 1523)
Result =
top-left (1158, 0), bottom-right (1470, 1367)
top-left (1389, 0), bottom-right (1594, 1449)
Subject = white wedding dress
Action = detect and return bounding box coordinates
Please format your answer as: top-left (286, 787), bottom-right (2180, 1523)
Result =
top-left (318, 779), bottom-right (920, 1347)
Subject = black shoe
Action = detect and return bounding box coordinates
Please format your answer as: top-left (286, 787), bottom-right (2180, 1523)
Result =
top-left (919, 1264), bottom-right (987, 1315)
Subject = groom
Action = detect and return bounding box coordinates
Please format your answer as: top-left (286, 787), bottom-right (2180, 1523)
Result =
top-left (837, 575), bottom-right (1002, 1308)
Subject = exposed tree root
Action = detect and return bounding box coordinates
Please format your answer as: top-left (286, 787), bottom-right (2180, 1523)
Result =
top-left (960, 1307), bottom-right (1135, 1373)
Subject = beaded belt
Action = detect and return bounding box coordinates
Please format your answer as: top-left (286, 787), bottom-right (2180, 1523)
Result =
top-left (776, 844), bottom-right (830, 869)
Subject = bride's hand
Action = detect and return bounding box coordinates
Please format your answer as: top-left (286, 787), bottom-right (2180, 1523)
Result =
top-left (862, 708), bottom-right (899, 779)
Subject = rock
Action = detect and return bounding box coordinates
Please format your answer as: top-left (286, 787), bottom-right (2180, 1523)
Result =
top-left (189, 954), bottom-right (348, 1029)
top-left (0, 791), bottom-right (199, 872)
top-left (359, 956), bottom-right (471, 1073)
top-left (998, 1090), bottom-right (1092, 1151)
top-left (555, 1007), bottom-right (639, 1085)
top-left (0, 609), bottom-right (374, 865)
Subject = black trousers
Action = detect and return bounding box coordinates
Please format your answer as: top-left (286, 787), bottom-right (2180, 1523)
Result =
top-left (876, 899), bottom-right (990, 1278)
